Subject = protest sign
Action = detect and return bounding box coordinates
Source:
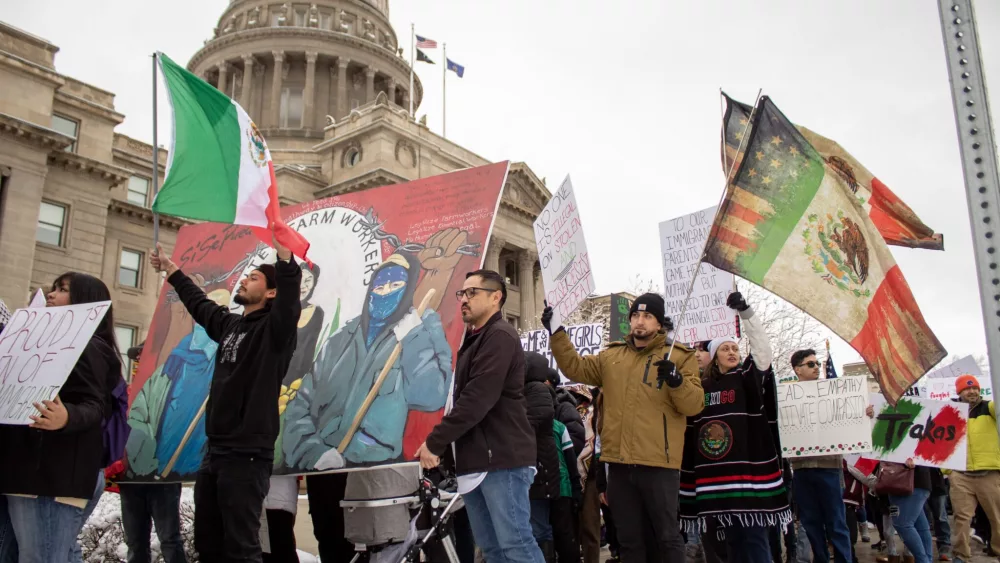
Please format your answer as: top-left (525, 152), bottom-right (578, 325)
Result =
top-left (534, 176), bottom-right (595, 329)
top-left (521, 323), bottom-right (603, 382)
top-left (869, 394), bottom-right (969, 470)
top-left (609, 294), bottom-right (632, 343)
top-left (28, 289), bottom-right (45, 308)
top-left (924, 355), bottom-right (982, 379)
top-left (776, 376), bottom-right (872, 458)
top-left (124, 162), bottom-right (509, 481)
top-left (0, 301), bottom-right (112, 425)
top-left (658, 206), bottom-right (737, 344)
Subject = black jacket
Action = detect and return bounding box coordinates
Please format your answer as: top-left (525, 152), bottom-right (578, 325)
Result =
top-left (425, 312), bottom-right (535, 475)
top-left (525, 352), bottom-right (561, 499)
top-left (0, 335), bottom-right (120, 498)
top-left (554, 387), bottom-right (585, 456)
top-left (169, 257), bottom-right (301, 453)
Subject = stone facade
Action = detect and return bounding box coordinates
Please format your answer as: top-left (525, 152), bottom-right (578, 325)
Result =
top-left (0, 3), bottom-right (548, 369)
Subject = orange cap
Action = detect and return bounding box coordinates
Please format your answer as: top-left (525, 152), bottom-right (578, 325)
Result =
top-left (956, 374), bottom-right (980, 394)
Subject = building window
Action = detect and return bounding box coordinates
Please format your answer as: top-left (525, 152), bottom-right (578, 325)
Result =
top-left (114, 325), bottom-right (136, 380)
top-left (504, 259), bottom-right (520, 288)
top-left (127, 175), bottom-right (150, 206)
top-left (280, 86), bottom-right (303, 128)
top-left (345, 148), bottom-right (361, 167)
top-left (36, 201), bottom-right (66, 246)
top-left (51, 114), bottom-right (79, 152)
top-left (119, 249), bottom-right (143, 288)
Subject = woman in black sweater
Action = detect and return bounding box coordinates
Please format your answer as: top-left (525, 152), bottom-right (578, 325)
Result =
top-left (0, 272), bottom-right (121, 562)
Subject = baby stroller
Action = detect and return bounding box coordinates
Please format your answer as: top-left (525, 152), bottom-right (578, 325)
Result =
top-left (341, 464), bottom-right (464, 563)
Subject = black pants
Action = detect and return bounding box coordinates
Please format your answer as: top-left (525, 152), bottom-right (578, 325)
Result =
top-left (262, 509), bottom-right (298, 563)
top-left (702, 520), bottom-right (728, 563)
top-left (845, 504), bottom-right (859, 563)
top-left (607, 464), bottom-right (684, 563)
top-left (867, 495), bottom-right (885, 543)
top-left (306, 473), bottom-right (355, 563)
top-left (975, 503), bottom-right (992, 547)
top-left (194, 451), bottom-right (272, 563)
top-left (603, 503), bottom-right (620, 555)
top-left (551, 497), bottom-right (581, 563)
top-left (769, 522), bottom-right (796, 563)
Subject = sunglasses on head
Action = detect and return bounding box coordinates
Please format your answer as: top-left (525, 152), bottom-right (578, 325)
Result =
top-left (797, 361), bottom-right (819, 369)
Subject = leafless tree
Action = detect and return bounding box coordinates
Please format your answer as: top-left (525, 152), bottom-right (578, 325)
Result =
top-left (736, 281), bottom-right (827, 380)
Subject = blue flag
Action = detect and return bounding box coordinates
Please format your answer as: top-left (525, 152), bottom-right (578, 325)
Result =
top-left (825, 351), bottom-right (838, 379)
top-left (447, 58), bottom-right (465, 78)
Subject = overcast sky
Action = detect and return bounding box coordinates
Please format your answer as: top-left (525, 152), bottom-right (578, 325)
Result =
top-left (6, 0), bottom-right (1000, 371)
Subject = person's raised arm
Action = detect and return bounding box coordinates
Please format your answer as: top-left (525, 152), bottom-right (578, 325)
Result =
top-left (151, 243), bottom-right (238, 342)
top-left (543, 304), bottom-right (604, 386)
top-left (269, 234), bottom-right (302, 346)
top-left (728, 292), bottom-right (772, 371)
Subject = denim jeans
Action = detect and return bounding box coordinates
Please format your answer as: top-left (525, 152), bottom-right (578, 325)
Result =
top-left (724, 525), bottom-right (772, 563)
top-left (6, 484), bottom-right (96, 563)
top-left (462, 468), bottom-right (545, 563)
top-left (120, 483), bottom-right (187, 563)
top-left (529, 499), bottom-right (553, 542)
top-left (69, 471), bottom-right (106, 563)
top-left (890, 489), bottom-right (934, 563)
top-left (0, 495), bottom-right (17, 563)
top-left (794, 468), bottom-right (854, 563)
top-left (927, 492), bottom-right (951, 555)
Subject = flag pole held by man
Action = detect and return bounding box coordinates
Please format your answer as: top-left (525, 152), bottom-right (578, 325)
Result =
top-left (704, 96), bottom-right (945, 403)
top-left (151, 52), bottom-right (310, 262)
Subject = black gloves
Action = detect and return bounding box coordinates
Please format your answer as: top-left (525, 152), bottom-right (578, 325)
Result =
top-left (726, 291), bottom-right (749, 312)
top-left (654, 357), bottom-right (683, 389)
top-left (541, 300), bottom-right (563, 334)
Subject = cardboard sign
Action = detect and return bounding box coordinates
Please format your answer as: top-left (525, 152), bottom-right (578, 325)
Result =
top-left (124, 163), bottom-right (509, 482)
top-left (869, 394), bottom-right (969, 471)
top-left (776, 377), bottom-right (872, 458)
top-left (534, 176), bottom-right (595, 329)
top-left (0, 301), bottom-right (112, 425)
top-left (658, 206), bottom-right (737, 344)
top-left (521, 324), bottom-right (604, 383)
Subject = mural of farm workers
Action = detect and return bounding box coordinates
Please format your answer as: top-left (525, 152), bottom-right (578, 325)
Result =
top-left (282, 251), bottom-right (453, 470)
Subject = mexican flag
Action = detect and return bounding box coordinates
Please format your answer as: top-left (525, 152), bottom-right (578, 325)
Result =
top-left (722, 94), bottom-right (943, 251)
top-left (705, 97), bottom-right (945, 403)
top-left (152, 53), bottom-right (309, 260)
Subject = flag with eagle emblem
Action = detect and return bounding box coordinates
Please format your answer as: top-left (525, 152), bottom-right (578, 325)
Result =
top-left (722, 94), bottom-right (943, 251)
top-left (705, 96), bottom-right (945, 403)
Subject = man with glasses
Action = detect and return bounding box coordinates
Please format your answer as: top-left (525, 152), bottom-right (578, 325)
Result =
top-left (417, 269), bottom-right (544, 563)
top-left (788, 349), bottom-right (854, 563)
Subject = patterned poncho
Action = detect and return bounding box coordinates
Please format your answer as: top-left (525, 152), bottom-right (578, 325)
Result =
top-left (680, 355), bottom-right (791, 533)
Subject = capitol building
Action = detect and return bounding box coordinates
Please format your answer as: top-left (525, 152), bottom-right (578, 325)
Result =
top-left (0, 0), bottom-right (549, 373)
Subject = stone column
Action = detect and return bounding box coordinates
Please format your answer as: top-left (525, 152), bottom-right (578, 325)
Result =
top-left (336, 58), bottom-right (349, 118)
top-left (240, 55), bottom-right (255, 110)
top-left (518, 251), bottom-right (537, 330)
top-left (386, 77), bottom-right (395, 105)
top-left (365, 67), bottom-right (376, 104)
top-left (270, 50), bottom-right (285, 127)
top-left (217, 62), bottom-right (229, 95)
top-left (485, 237), bottom-right (505, 273)
top-left (303, 51), bottom-right (318, 128)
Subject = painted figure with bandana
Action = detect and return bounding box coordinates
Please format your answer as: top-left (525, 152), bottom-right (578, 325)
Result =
top-left (281, 229), bottom-right (468, 471)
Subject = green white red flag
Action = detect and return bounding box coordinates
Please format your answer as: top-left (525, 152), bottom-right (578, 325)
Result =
top-left (705, 96), bottom-right (946, 403)
top-left (151, 52), bottom-right (310, 261)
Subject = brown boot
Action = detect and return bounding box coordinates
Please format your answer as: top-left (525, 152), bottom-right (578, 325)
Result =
top-left (902, 556), bottom-right (915, 563)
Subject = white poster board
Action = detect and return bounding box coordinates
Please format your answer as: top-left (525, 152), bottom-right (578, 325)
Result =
top-left (658, 206), bottom-right (737, 344)
top-left (868, 394), bottom-right (969, 471)
top-left (534, 176), bottom-right (595, 329)
top-left (776, 377), bottom-right (872, 458)
top-left (924, 355), bottom-right (982, 379)
top-left (521, 323), bottom-right (604, 383)
top-left (0, 301), bottom-right (111, 425)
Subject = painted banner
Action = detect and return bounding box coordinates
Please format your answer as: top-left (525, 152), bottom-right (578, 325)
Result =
top-left (521, 324), bottom-right (604, 382)
top-left (0, 301), bottom-right (112, 424)
top-left (534, 176), bottom-right (595, 329)
top-left (124, 162), bottom-right (509, 481)
top-left (776, 376), bottom-right (872, 458)
top-left (869, 394), bottom-right (969, 470)
top-left (609, 293), bottom-right (632, 343)
top-left (658, 206), bottom-right (737, 344)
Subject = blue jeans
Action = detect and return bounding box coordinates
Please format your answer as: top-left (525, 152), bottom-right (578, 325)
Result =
top-left (794, 468), bottom-right (854, 563)
top-left (462, 468), bottom-right (545, 563)
top-left (69, 471), bottom-right (106, 563)
top-left (120, 483), bottom-right (187, 563)
top-left (528, 499), bottom-right (553, 542)
top-left (724, 525), bottom-right (771, 563)
top-left (927, 492), bottom-right (951, 554)
top-left (890, 489), bottom-right (934, 563)
top-left (7, 495), bottom-right (87, 563)
top-left (0, 496), bottom-right (17, 563)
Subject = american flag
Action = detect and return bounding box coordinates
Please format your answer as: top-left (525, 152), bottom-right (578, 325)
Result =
top-left (416, 34), bottom-right (437, 49)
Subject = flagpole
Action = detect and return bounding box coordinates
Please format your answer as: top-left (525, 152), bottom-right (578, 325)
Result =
top-left (152, 52), bottom-right (160, 246)
top-left (664, 88), bottom-right (762, 361)
top-left (409, 23), bottom-right (415, 118)
top-left (442, 43), bottom-right (447, 138)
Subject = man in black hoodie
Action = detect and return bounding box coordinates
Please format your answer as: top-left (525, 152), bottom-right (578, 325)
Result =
top-left (151, 238), bottom-right (301, 563)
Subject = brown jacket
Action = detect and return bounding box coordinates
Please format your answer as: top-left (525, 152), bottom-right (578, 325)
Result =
top-left (550, 330), bottom-right (703, 470)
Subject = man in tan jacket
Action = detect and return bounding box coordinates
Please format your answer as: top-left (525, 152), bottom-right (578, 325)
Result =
top-left (542, 293), bottom-right (704, 563)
